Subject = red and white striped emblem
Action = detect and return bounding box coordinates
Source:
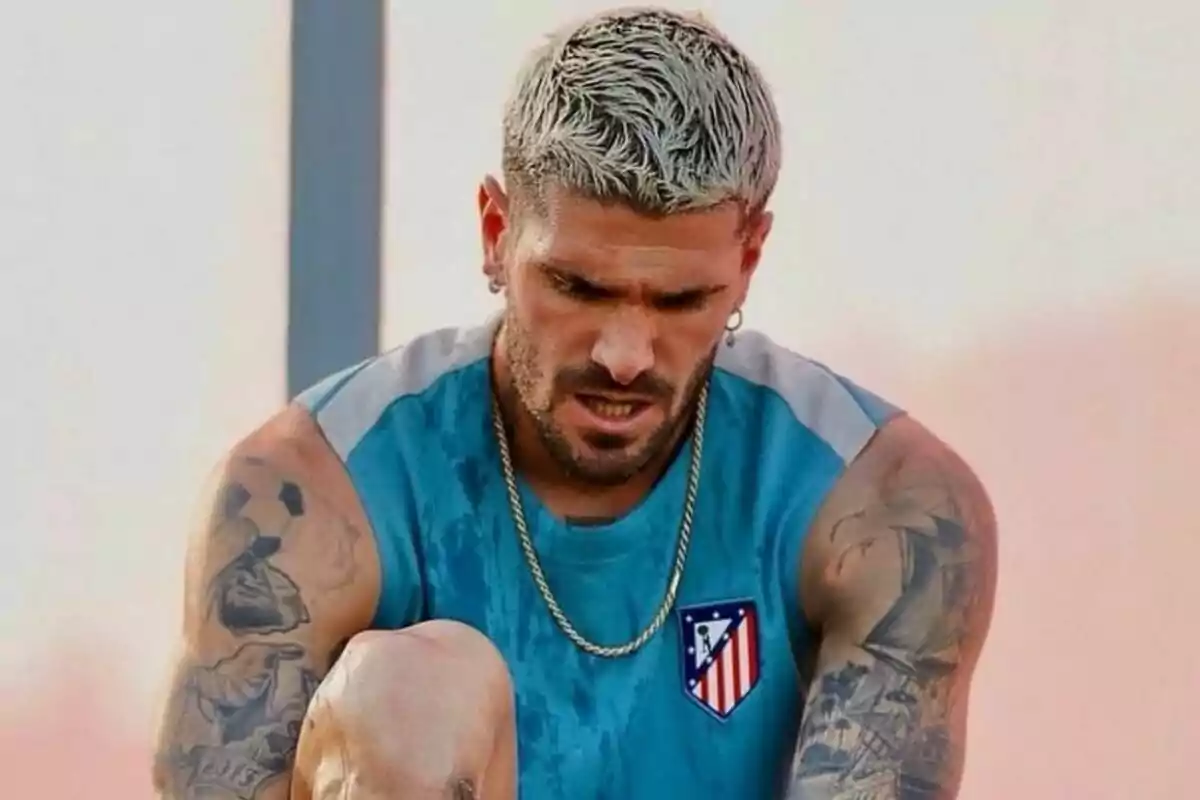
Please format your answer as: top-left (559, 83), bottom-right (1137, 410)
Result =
top-left (679, 599), bottom-right (761, 719)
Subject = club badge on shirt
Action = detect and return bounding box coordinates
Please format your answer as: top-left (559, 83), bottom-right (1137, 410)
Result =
top-left (678, 598), bottom-right (761, 720)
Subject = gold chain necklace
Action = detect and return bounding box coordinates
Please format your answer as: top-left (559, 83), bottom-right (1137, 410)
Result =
top-left (490, 383), bottom-right (708, 658)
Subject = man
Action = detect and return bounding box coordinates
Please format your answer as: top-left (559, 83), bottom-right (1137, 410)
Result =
top-left (153, 7), bottom-right (996, 799)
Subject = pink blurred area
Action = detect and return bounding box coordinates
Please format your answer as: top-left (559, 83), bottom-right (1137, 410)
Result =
top-left (906, 291), bottom-right (1200, 798)
top-left (0, 653), bottom-right (149, 797)
top-left (1, 292), bottom-right (1194, 798)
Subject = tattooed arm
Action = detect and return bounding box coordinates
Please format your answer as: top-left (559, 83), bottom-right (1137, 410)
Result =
top-left (152, 407), bottom-right (380, 799)
top-left (788, 416), bottom-right (997, 799)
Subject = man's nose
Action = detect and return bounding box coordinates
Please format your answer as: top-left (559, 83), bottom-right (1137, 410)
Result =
top-left (590, 312), bottom-right (655, 386)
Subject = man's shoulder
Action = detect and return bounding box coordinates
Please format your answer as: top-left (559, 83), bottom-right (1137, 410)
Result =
top-left (800, 410), bottom-right (997, 623)
top-left (839, 414), bottom-right (989, 506)
top-left (714, 329), bottom-right (903, 465)
top-left (292, 320), bottom-right (497, 462)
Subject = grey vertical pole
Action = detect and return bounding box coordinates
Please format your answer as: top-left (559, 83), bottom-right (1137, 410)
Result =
top-left (286, 0), bottom-right (385, 398)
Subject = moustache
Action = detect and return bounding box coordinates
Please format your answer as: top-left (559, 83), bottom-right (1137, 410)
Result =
top-left (554, 364), bottom-right (675, 401)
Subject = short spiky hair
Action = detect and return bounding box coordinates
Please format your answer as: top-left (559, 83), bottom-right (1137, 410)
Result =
top-left (501, 7), bottom-right (782, 218)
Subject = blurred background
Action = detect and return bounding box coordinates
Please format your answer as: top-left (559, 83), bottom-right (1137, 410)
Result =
top-left (1, 1), bottom-right (1197, 797)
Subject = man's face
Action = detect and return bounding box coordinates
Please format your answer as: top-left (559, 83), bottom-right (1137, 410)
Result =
top-left (480, 183), bottom-right (771, 485)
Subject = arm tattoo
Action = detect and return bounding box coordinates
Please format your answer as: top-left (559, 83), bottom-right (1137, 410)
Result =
top-left (210, 508), bottom-right (311, 637)
top-left (790, 465), bottom-right (993, 799)
top-left (207, 461), bottom-right (361, 637)
top-left (158, 644), bottom-right (321, 799)
top-left (157, 457), bottom-right (364, 798)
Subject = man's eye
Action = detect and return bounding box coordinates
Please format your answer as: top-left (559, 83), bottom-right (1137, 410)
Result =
top-left (553, 274), bottom-right (611, 301)
top-left (654, 292), bottom-right (708, 312)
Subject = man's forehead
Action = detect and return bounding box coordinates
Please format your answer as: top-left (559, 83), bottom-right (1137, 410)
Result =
top-left (515, 203), bottom-right (743, 277)
top-left (530, 240), bottom-right (740, 273)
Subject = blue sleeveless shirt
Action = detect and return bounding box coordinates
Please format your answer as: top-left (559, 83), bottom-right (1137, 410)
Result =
top-left (297, 319), bottom-right (899, 799)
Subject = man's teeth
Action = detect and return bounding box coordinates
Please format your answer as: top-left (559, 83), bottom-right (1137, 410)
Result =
top-left (583, 399), bottom-right (637, 418)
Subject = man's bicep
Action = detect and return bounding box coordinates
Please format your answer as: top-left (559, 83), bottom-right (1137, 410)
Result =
top-left (789, 424), bottom-right (997, 798)
top-left (154, 440), bottom-right (378, 799)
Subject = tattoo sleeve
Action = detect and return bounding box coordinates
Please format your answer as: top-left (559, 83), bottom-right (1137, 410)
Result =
top-left (788, 446), bottom-right (997, 799)
top-left (154, 456), bottom-right (364, 800)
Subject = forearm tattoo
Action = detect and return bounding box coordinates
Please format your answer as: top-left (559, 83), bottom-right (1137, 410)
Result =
top-left (158, 644), bottom-right (321, 798)
top-left (789, 461), bottom-right (994, 799)
top-left (156, 458), bottom-right (361, 799)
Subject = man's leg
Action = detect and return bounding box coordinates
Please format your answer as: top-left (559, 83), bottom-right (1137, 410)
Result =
top-left (291, 621), bottom-right (517, 800)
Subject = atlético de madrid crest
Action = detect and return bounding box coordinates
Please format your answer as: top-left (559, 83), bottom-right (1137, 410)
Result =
top-left (678, 599), bottom-right (760, 719)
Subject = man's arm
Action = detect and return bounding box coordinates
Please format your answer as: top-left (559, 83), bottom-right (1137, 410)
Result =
top-left (788, 417), bottom-right (997, 799)
top-left (152, 408), bottom-right (380, 799)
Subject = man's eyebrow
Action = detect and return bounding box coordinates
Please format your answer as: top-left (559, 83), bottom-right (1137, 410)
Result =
top-left (535, 259), bottom-right (726, 294)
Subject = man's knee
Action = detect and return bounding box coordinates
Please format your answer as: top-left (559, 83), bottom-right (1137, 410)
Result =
top-left (335, 621), bottom-right (513, 711)
top-left (294, 622), bottom-right (515, 799)
top-left (357, 620), bottom-right (511, 678)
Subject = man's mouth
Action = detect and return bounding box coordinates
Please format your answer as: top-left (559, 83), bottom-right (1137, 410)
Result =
top-left (575, 394), bottom-right (650, 419)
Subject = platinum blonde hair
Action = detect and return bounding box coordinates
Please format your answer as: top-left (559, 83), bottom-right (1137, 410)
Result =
top-left (502, 7), bottom-right (782, 218)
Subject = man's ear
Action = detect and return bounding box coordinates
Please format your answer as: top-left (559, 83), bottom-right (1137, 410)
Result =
top-left (478, 175), bottom-right (510, 288)
top-left (740, 209), bottom-right (773, 277)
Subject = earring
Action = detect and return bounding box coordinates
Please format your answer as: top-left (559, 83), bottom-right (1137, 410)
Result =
top-left (487, 275), bottom-right (504, 294)
top-left (724, 307), bottom-right (743, 347)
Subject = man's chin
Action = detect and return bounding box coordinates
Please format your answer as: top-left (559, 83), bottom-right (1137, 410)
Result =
top-left (558, 439), bottom-right (652, 486)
